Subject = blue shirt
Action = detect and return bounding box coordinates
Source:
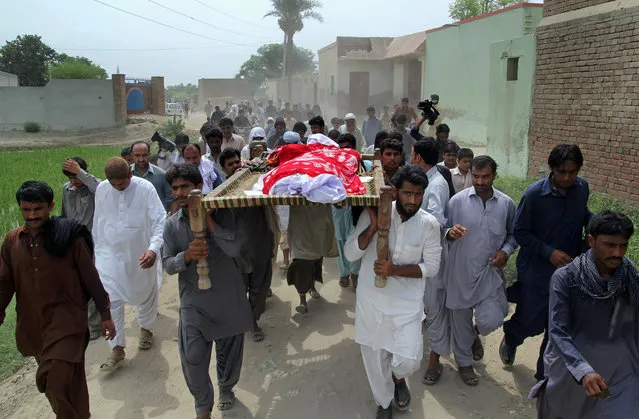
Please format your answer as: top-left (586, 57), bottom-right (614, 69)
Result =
top-left (514, 175), bottom-right (593, 287)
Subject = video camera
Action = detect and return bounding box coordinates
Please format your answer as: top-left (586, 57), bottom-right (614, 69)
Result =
top-left (151, 131), bottom-right (177, 153)
top-left (417, 94), bottom-right (440, 126)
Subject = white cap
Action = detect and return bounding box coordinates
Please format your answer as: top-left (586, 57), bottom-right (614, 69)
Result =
top-left (345, 113), bottom-right (356, 120)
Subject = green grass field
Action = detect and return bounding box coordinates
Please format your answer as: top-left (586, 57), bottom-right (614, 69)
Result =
top-left (0, 147), bottom-right (636, 380)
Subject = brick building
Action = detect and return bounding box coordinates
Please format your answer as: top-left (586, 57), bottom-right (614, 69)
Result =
top-left (528, 0), bottom-right (639, 203)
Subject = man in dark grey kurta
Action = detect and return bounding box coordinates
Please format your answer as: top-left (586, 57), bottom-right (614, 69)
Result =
top-left (530, 211), bottom-right (639, 419)
top-left (162, 163), bottom-right (252, 418)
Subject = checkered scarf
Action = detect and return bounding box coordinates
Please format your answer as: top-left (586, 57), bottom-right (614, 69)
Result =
top-left (566, 249), bottom-right (639, 306)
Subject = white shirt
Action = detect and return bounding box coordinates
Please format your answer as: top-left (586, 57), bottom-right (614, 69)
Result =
top-left (93, 177), bottom-right (166, 304)
top-left (421, 166), bottom-right (450, 227)
top-left (451, 167), bottom-right (472, 193)
top-left (199, 158), bottom-right (218, 194)
top-left (345, 203), bottom-right (441, 356)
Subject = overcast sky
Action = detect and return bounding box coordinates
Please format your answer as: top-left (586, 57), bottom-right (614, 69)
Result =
top-left (1, 0), bottom-right (540, 85)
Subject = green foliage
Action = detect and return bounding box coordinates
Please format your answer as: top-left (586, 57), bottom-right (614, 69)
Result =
top-left (50, 54), bottom-right (107, 80)
top-left (165, 83), bottom-right (198, 104)
top-left (449, 0), bottom-right (523, 21)
top-left (0, 145), bottom-right (123, 379)
top-left (23, 122), bottom-right (41, 133)
top-left (494, 176), bottom-right (639, 286)
top-left (159, 116), bottom-right (186, 139)
top-left (236, 43), bottom-right (315, 86)
top-left (0, 34), bottom-right (56, 86)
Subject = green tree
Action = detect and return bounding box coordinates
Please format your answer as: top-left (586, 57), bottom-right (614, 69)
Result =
top-left (236, 43), bottom-right (315, 87)
top-left (50, 54), bottom-right (107, 80)
top-left (449, 0), bottom-right (524, 21)
top-left (165, 83), bottom-right (199, 103)
top-left (264, 0), bottom-right (323, 101)
top-left (0, 35), bottom-right (56, 86)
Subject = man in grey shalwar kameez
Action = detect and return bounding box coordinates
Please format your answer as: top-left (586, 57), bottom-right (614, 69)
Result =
top-left (411, 139), bottom-right (451, 386)
top-left (444, 156), bottom-right (516, 386)
top-left (531, 211), bottom-right (639, 419)
top-left (162, 164), bottom-right (252, 418)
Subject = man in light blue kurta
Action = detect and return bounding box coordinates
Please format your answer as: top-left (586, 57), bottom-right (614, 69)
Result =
top-left (444, 155), bottom-right (517, 386)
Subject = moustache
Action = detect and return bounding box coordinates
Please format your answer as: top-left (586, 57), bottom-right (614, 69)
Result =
top-left (26, 218), bottom-right (41, 222)
top-left (606, 257), bottom-right (622, 262)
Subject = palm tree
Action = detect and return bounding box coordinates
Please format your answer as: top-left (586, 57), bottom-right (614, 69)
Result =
top-left (265, 0), bottom-right (323, 102)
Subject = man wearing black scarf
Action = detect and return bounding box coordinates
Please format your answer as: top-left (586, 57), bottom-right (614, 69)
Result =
top-left (0, 181), bottom-right (115, 419)
top-left (530, 211), bottom-right (639, 419)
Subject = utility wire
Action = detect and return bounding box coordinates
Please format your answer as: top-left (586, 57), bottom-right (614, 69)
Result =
top-left (145, 0), bottom-right (272, 39)
top-left (92, 0), bottom-right (249, 46)
top-left (58, 44), bottom-right (264, 52)
top-left (192, 0), bottom-right (272, 29)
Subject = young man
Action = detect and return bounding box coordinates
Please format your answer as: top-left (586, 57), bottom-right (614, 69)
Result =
top-left (392, 114), bottom-right (415, 164)
top-left (331, 117), bottom-right (341, 131)
top-left (210, 106), bottom-right (225, 127)
top-left (0, 181), bottom-right (115, 419)
top-left (340, 113), bottom-right (365, 152)
top-left (444, 156), bottom-right (517, 386)
top-left (234, 109), bottom-right (250, 128)
top-left (93, 158), bottom-right (166, 371)
top-left (204, 100), bottom-right (213, 119)
top-left (435, 124), bottom-right (451, 163)
top-left (501, 144), bottom-right (593, 381)
top-left (61, 157), bottom-right (103, 340)
top-left (162, 164), bottom-right (252, 417)
top-left (266, 118), bottom-right (287, 150)
top-left (381, 106), bottom-right (392, 130)
top-left (218, 118), bottom-right (245, 151)
top-left (204, 128), bottom-right (225, 176)
top-left (362, 106), bottom-right (383, 149)
top-left (410, 139), bottom-right (451, 386)
top-left (531, 211), bottom-right (639, 419)
top-left (379, 138), bottom-right (403, 185)
top-left (219, 149), bottom-right (242, 179)
top-left (182, 144), bottom-right (223, 195)
top-left (393, 97), bottom-right (418, 125)
top-left (451, 148), bottom-right (474, 193)
top-left (284, 110), bottom-right (297, 131)
top-left (440, 142), bottom-right (460, 170)
top-left (292, 121), bottom-right (308, 143)
top-left (130, 141), bottom-right (174, 212)
top-left (345, 165), bottom-right (442, 419)
top-left (309, 116), bottom-right (326, 135)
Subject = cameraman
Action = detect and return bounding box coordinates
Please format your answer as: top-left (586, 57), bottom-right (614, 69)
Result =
top-left (157, 133), bottom-right (190, 171)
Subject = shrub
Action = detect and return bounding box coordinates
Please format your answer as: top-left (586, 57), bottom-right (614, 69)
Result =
top-left (159, 116), bottom-right (185, 139)
top-left (23, 122), bottom-right (41, 133)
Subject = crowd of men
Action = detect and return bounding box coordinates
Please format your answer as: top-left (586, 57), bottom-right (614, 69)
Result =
top-left (0, 99), bottom-right (637, 419)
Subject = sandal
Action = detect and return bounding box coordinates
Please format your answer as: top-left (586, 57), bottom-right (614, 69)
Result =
top-left (309, 288), bottom-right (320, 299)
top-left (100, 351), bottom-right (125, 372)
top-left (295, 304), bottom-right (308, 314)
top-left (472, 334), bottom-right (484, 361)
top-left (350, 274), bottom-right (358, 289)
top-left (422, 366), bottom-right (443, 386)
top-left (459, 366), bottom-right (479, 386)
top-left (138, 328), bottom-right (153, 350)
top-left (250, 327), bottom-right (265, 342)
top-left (339, 276), bottom-right (350, 288)
top-left (279, 264), bottom-right (290, 271)
top-left (218, 389), bottom-right (236, 411)
top-left (393, 378), bottom-right (411, 411)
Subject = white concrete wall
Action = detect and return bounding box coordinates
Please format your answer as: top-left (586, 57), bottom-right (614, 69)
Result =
top-left (393, 62), bottom-right (405, 102)
top-left (0, 79), bottom-right (116, 130)
top-left (318, 44), bottom-right (339, 119)
top-left (336, 59), bottom-right (393, 118)
top-left (0, 71), bottom-right (18, 87)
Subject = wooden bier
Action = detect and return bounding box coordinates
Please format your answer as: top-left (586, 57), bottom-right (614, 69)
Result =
top-left (375, 186), bottom-right (393, 288)
top-left (187, 189), bottom-right (211, 290)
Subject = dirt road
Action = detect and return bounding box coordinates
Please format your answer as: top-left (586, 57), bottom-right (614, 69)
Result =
top-left (0, 254), bottom-right (541, 419)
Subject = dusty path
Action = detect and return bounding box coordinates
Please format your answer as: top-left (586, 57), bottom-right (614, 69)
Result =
top-left (0, 255), bottom-right (541, 419)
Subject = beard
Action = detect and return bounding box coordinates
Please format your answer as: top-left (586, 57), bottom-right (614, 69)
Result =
top-left (396, 198), bottom-right (422, 220)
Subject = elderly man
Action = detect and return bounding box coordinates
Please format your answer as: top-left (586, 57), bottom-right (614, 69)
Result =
top-left (339, 113), bottom-right (365, 152)
top-left (182, 144), bottom-right (223, 195)
top-left (444, 156), bottom-right (517, 386)
top-left (130, 141), bottom-right (173, 212)
top-left (345, 165), bottom-right (441, 419)
top-left (93, 158), bottom-right (166, 371)
top-left (0, 181), bottom-right (115, 419)
top-left (163, 164), bottom-right (252, 417)
top-left (60, 157), bottom-right (103, 340)
top-left (530, 211), bottom-right (639, 419)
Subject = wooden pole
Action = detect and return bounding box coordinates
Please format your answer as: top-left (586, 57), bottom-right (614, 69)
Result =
top-left (375, 185), bottom-right (393, 288)
top-left (187, 189), bottom-right (211, 290)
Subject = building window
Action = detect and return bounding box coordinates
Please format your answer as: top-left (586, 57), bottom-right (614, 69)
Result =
top-left (507, 57), bottom-right (519, 81)
top-left (330, 75), bottom-right (335, 95)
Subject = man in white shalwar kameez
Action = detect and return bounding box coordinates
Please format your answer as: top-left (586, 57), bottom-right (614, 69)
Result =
top-left (345, 165), bottom-right (441, 419)
top-left (93, 157), bottom-right (166, 371)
